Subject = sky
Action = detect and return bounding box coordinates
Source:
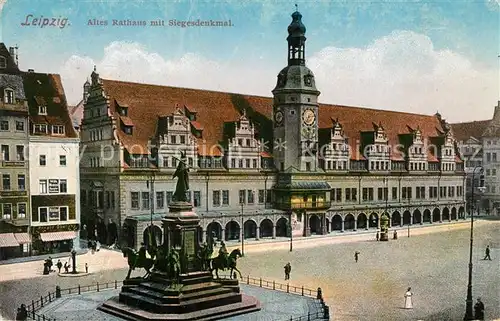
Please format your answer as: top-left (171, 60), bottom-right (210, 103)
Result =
top-left (0, 0), bottom-right (499, 122)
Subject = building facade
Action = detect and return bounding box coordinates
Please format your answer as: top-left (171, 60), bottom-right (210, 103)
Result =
top-left (0, 44), bottom-right (31, 259)
top-left (80, 10), bottom-right (466, 250)
top-left (452, 101), bottom-right (500, 215)
top-left (23, 71), bottom-right (81, 253)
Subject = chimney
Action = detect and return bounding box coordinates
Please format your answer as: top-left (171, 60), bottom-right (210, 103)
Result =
top-left (8, 46), bottom-right (18, 66)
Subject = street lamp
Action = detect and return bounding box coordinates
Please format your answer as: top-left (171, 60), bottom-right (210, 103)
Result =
top-left (289, 210), bottom-right (293, 252)
top-left (240, 202), bottom-right (245, 257)
top-left (463, 166), bottom-right (484, 320)
top-left (146, 173), bottom-right (155, 249)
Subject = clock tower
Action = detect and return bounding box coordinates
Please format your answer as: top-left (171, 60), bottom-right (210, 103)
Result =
top-left (272, 7), bottom-right (320, 172)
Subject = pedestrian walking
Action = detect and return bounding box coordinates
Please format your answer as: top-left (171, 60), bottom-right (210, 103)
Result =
top-left (376, 231), bottom-right (379, 241)
top-left (404, 287), bottom-right (413, 309)
top-left (56, 259), bottom-right (62, 273)
top-left (354, 251), bottom-right (360, 263)
top-left (483, 245), bottom-right (491, 260)
top-left (393, 230), bottom-right (398, 240)
top-left (85, 263), bottom-right (88, 273)
top-left (284, 262), bottom-right (291, 280)
top-left (474, 297), bottom-right (485, 320)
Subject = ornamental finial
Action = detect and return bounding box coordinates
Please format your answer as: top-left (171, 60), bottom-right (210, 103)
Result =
top-left (295, 3), bottom-right (298, 11)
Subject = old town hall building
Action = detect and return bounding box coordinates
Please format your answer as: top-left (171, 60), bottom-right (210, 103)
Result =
top-left (79, 10), bottom-right (466, 249)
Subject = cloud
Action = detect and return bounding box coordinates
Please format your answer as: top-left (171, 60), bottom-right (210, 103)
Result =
top-left (59, 31), bottom-right (498, 122)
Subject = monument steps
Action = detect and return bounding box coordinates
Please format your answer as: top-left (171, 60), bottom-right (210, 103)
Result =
top-left (119, 291), bottom-right (242, 313)
top-left (125, 284), bottom-right (233, 302)
top-left (99, 294), bottom-right (261, 321)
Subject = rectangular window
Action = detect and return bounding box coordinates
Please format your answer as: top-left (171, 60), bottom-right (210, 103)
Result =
top-left (52, 125), bottom-right (65, 135)
top-left (170, 135), bottom-right (176, 144)
top-left (222, 190), bottom-right (229, 205)
top-left (258, 189), bottom-right (265, 204)
top-left (351, 188), bottom-right (357, 201)
top-left (17, 203), bottom-right (26, 219)
top-left (239, 190), bottom-right (246, 204)
top-left (377, 188), bottom-right (383, 200)
top-left (247, 190), bottom-right (254, 204)
top-left (368, 188), bottom-right (373, 201)
top-left (142, 192), bottom-right (150, 209)
top-left (16, 145), bottom-right (24, 161)
top-left (39, 155), bottom-right (46, 166)
top-left (0, 120), bottom-right (9, 131)
top-left (246, 159), bottom-right (250, 168)
top-left (2, 174), bottom-right (10, 190)
top-left (163, 157), bottom-right (169, 168)
top-left (392, 187), bottom-right (397, 200)
top-left (131, 192), bottom-right (139, 209)
top-left (345, 188), bottom-right (351, 201)
top-left (1, 145), bottom-right (9, 161)
top-left (34, 124), bottom-right (47, 134)
top-left (15, 121), bottom-right (24, 131)
top-left (59, 155), bottom-right (67, 166)
top-left (402, 187), bottom-right (407, 199)
top-left (59, 179), bottom-right (67, 193)
top-left (266, 189), bottom-right (272, 203)
top-left (336, 188), bottom-right (342, 202)
top-left (60, 207), bottom-right (68, 221)
top-left (253, 159), bottom-right (257, 168)
top-left (193, 191), bottom-right (201, 207)
top-left (4, 90), bottom-right (14, 103)
top-left (486, 153), bottom-right (491, 162)
top-left (494, 153), bottom-right (497, 162)
top-left (156, 191), bottom-right (164, 209)
top-left (179, 135), bottom-right (186, 144)
top-left (362, 188), bottom-right (368, 201)
top-left (231, 159), bottom-right (236, 168)
top-left (39, 207), bottom-right (48, 222)
top-left (39, 179), bottom-right (47, 194)
top-left (407, 187), bottom-right (412, 199)
top-left (2, 204), bottom-right (12, 219)
top-left (213, 190), bottom-right (221, 206)
top-left (185, 191), bottom-right (191, 203)
top-left (166, 191), bottom-right (173, 205)
top-left (17, 174), bottom-right (25, 191)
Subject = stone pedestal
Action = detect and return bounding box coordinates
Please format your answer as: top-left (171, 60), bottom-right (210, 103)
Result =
top-left (99, 200), bottom-right (261, 320)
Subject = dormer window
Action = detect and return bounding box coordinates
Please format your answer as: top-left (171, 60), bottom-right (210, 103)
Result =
top-left (0, 56), bottom-right (6, 69)
top-left (34, 124), bottom-right (47, 134)
top-left (123, 126), bottom-right (133, 135)
top-left (119, 107), bottom-right (128, 116)
top-left (52, 125), bottom-right (65, 135)
top-left (39, 105), bottom-right (47, 115)
top-left (4, 89), bottom-right (14, 104)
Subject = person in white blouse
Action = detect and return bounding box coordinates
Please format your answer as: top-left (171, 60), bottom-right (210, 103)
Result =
top-left (404, 287), bottom-right (413, 309)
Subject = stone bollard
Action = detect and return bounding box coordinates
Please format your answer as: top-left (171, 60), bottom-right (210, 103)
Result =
top-left (56, 286), bottom-right (61, 298)
top-left (317, 287), bottom-right (323, 300)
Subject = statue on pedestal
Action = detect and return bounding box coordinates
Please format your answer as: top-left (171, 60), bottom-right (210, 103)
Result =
top-left (122, 244), bottom-right (155, 279)
top-left (172, 151), bottom-right (189, 202)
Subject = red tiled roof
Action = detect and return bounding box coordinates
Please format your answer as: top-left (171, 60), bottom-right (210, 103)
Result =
top-left (120, 116), bottom-right (134, 126)
top-left (455, 155), bottom-right (463, 163)
top-left (450, 120), bottom-right (490, 142)
top-left (99, 79), bottom-right (446, 159)
top-left (22, 72), bottom-right (78, 138)
top-left (190, 120), bottom-right (204, 130)
top-left (260, 151), bottom-right (272, 158)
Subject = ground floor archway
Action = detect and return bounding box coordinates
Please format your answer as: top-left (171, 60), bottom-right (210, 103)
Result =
top-left (432, 208), bottom-right (440, 222)
top-left (344, 214), bottom-right (355, 230)
top-left (403, 211), bottom-right (412, 225)
top-left (423, 209), bottom-right (431, 223)
top-left (369, 213), bottom-right (378, 228)
top-left (243, 220), bottom-right (257, 238)
top-left (225, 221), bottom-right (240, 241)
top-left (442, 207), bottom-right (450, 221)
top-left (276, 217), bottom-right (288, 237)
top-left (260, 219), bottom-right (274, 238)
top-left (331, 215), bottom-right (342, 231)
top-left (392, 211), bottom-right (401, 226)
top-left (357, 213), bottom-right (368, 229)
top-left (143, 224), bottom-right (162, 248)
top-left (451, 207), bottom-right (457, 220)
top-left (458, 206), bottom-right (465, 219)
top-left (309, 214), bottom-right (321, 234)
top-left (207, 221), bottom-right (223, 241)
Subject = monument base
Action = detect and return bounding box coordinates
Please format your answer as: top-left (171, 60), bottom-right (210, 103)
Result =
top-left (380, 232), bottom-right (389, 241)
top-left (98, 271), bottom-right (260, 320)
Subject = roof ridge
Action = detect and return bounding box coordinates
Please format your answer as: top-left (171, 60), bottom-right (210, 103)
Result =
top-left (101, 78), bottom-right (438, 118)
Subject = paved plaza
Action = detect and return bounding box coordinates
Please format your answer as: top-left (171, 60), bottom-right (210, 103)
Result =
top-left (0, 219), bottom-right (498, 321)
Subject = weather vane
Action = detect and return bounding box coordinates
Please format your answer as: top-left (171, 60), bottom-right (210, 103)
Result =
top-left (295, 3), bottom-right (298, 11)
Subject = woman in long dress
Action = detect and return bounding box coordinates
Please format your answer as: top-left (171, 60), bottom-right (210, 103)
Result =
top-left (404, 287), bottom-right (413, 309)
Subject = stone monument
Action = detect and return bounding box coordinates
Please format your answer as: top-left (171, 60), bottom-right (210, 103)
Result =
top-left (380, 214), bottom-right (389, 241)
top-left (99, 152), bottom-right (260, 320)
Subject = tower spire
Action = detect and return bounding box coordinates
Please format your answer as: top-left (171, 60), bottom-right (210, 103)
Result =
top-left (287, 6), bottom-right (307, 66)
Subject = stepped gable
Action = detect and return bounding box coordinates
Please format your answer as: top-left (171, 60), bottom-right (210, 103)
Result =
top-left (22, 72), bottom-right (78, 138)
top-left (100, 79), bottom-right (448, 160)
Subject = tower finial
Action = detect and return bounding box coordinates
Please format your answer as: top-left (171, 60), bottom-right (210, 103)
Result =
top-left (93, 65), bottom-right (96, 72)
top-left (295, 3), bottom-right (298, 11)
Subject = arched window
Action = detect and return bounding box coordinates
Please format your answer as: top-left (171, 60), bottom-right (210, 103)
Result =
top-left (0, 56), bottom-right (6, 68)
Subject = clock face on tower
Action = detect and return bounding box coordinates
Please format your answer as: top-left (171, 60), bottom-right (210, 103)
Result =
top-left (274, 110), bottom-right (284, 125)
top-left (302, 108), bottom-right (316, 126)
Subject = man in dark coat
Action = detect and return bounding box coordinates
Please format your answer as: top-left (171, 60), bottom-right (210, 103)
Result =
top-left (474, 297), bottom-right (485, 320)
top-left (483, 245), bottom-right (491, 260)
top-left (56, 259), bottom-right (62, 273)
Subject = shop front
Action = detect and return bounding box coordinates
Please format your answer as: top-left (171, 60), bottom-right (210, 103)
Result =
top-left (31, 224), bottom-right (79, 255)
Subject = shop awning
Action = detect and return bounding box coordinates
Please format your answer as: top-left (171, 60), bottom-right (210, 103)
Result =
top-left (0, 233), bottom-right (20, 248)
top-left (14, 233), bottom-right (31, 244)
top-left (40, 231), bottom-right (78, 242)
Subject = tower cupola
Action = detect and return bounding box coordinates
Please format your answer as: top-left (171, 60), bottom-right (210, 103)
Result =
top-left (287, 5), bottom-right (307, 66)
